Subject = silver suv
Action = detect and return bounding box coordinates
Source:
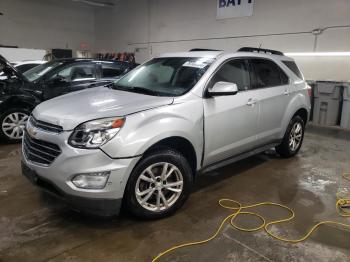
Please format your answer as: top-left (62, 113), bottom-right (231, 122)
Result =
top-left (21, 48), bottom-right (311, 219)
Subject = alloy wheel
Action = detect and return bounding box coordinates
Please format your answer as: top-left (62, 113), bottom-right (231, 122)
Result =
top-left (135, 162), bottom-right (184, 212)
top-left (289, 122), bottom-right (303, 152)
top-left (1, 112), bottom-right (29, 140)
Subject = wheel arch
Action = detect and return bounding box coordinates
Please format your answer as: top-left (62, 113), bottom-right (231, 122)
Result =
top-left (0, 96), bottom-right (37, 113)
top-left (142, 136), bottom-right (198, 177)
top-left (292, 108), bottom-right (308, 124)
top-left (280, 93), bottom-right (310, 138)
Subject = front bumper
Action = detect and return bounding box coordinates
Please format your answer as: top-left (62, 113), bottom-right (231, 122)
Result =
top-left (21, 129), bottom-right (141, 216)
top-left (22, 161), bottom-right (122, 216)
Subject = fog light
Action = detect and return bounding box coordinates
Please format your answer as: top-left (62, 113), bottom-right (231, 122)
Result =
top-left (72, 171), bottom-right (110, 189)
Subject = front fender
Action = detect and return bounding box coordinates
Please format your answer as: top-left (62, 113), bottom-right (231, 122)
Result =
top-left (0, 94), bottom-right (39, 112)
top-left (101, 99), bottom-right (204, 167)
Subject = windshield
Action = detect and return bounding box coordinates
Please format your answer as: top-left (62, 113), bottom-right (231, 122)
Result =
top-left (114, 57), bottom-right (214, 96)
top-left (23, 61), bottom-right (63, 82)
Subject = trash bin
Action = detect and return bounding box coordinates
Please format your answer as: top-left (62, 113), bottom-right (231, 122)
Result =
top-left (306, 80), bottom-right (316, 122)
top-left (341, 83), bottom-right (350, 129)
top-left (312, 81), bottom-right (342, 126)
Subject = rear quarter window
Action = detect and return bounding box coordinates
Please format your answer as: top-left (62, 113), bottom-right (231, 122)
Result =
top-left (282, 60), bottom-right (303, 79)
top-left (250, 58), bottom-right (289, 88)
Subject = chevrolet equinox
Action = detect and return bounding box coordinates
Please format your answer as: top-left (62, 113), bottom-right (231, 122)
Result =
top-left (21, 48), bottom-right (311, 219)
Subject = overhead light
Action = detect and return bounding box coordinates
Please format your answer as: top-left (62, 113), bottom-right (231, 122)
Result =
top-left (285, 52), bottom-right (350, 57)
top-left (72, 0), bottom-right (115, 7)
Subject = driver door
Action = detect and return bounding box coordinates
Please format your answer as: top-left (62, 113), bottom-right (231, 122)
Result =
top-left (202, 58), bottom-right (259, 166)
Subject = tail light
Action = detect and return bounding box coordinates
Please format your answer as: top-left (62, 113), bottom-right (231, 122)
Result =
top-left (307, 86), bottom-right (312, 97)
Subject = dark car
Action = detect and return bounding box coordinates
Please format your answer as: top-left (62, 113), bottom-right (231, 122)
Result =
top-left (0, 55), bottom-right (137, 142)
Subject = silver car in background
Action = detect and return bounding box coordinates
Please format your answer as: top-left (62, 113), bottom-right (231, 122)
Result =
top-left (21, 48), bottom-right (311, 219)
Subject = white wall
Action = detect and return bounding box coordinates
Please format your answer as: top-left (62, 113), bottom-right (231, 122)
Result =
top-left (94, 0), bottom-right (149, 61)
top-left (1, 0), bottom-right (349, 80)
top-left (0, 47), bottom-right (46, 62)
top-left (95, 0), bottom-right (350, 81)
top-left (0, 0), bottom-right (95, 53)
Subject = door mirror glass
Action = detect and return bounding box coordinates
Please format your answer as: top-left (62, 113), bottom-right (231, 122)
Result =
top-left (49, 75), bottom-right (67, 84)
top-left (208, 81), bottom-right (238, 96)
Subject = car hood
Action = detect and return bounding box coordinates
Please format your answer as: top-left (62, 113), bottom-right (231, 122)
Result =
top-left (32, 86), bottom-right (174, 130)
top-left (0, 54), bottom-right (27, 82)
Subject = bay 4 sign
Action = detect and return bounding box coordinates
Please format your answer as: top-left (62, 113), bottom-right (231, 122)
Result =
top-left (217, 0), bottom-right (254, 19)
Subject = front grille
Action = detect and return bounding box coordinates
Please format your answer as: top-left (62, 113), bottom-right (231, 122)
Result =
top-left (23, 132), bottom-right (61, 165)
top-left (29, 116), bottom-right (63, 133)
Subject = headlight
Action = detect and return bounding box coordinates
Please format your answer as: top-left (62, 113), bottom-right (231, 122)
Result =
top-left (69, 117), bottom-right (125, 149)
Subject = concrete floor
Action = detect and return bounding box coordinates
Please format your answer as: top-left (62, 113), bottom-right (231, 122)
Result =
top-left (0, 126), bottom-right (350, 262)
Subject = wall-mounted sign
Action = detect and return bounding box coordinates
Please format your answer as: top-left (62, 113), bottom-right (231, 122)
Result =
top-left (217, 0), bottom-right (254, 19)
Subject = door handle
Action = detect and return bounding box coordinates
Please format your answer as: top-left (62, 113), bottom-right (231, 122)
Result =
top-left (247, 98), bottom-right (258, 106)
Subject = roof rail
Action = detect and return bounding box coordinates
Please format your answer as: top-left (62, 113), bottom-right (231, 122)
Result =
top-left (189, 48), bottom-right (222, 52)
top-left (238, 47), bottom-right (284, 56)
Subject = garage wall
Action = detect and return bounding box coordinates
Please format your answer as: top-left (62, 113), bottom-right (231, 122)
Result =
top-left (95, 0), bottom-right (350, 81)
top-left (0, 0), bottom-right (95, 53)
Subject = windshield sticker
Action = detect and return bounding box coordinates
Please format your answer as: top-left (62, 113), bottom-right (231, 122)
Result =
top-left (182, 61), bottom-right (209, 69)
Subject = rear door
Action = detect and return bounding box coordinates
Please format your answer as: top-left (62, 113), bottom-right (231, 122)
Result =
top-left (202, 58), bottom-right (259, 166)
top-left (249, 58), bottom-right (290, 144)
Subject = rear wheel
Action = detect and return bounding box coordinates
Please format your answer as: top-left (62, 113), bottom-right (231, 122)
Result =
top-left (124, 149), bottom-right (193, 219)
top-left (0, 108), bottom-right (30, 143)
top-left (275, 115), bottom-right (305, 158)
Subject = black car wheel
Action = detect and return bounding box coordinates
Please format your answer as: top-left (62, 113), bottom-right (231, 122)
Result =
top-left (124, 149), bottom-right (193, 219)
top-left (0, 108), bottom-right (30, 143)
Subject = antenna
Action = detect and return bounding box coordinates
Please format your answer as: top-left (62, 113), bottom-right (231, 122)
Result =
top-left (258, 43), bottom-right (262, 52)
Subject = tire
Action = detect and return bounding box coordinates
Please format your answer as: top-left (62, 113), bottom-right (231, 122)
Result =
top-left (0, 108), bottom-right (30, 143)
top-left (124, 149), bottom-right (193, 219)
top-left (275, 115), bottom-right (305, 158)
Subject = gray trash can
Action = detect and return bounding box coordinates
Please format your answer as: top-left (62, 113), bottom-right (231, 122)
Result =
top-left (312, 81), bottom-right (342, 126)
top-left (341, 83), bottom-right (350, 129)
top-left (306, 80), bottom-right (316, 122)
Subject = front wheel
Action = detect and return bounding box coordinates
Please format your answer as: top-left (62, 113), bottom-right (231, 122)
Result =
top-left (124, 149), bottom-right (193, 219)
top-left (0, 108), bottom-right (30, 143)
top-left (275, 115), bottom-right (305, 158)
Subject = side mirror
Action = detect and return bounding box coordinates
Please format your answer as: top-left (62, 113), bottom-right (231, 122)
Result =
top-left (207, 81), bottom-right (238, 96)
top-left (49, 75), bottom-right (67, 84)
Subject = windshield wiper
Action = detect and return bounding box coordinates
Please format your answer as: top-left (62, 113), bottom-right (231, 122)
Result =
top-left (113, 85), bottom-right (159, 96)
top-left (131, 87), bottom-right (160, 96)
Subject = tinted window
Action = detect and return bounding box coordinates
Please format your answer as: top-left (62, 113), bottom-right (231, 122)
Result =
top-left (209, 59), bottom-right (250, 91)
top-left (251, 59), bottom-right (288, 88)
top-left (282, 60), bottom-right (303, 79)
top-left (50, 63), bottom-right (96, 82)
top-left (102, 63), bottom-right (124, 78)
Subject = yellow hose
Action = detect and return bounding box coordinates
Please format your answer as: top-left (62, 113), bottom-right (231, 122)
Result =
top-left (152, 173), bottom-right (350, 262)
